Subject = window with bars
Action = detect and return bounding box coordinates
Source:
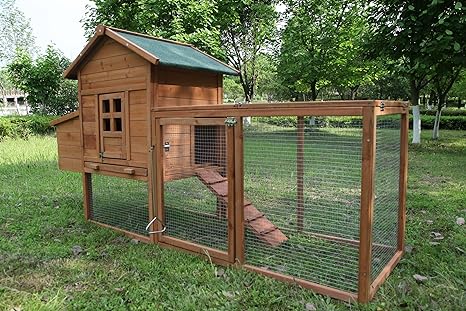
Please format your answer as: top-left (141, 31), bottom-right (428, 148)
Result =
top-left (99, 93), bottom-right (126, 159)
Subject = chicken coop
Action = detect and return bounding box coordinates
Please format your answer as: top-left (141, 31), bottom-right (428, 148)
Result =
top-left (51, 25), bottom-right (409, 303)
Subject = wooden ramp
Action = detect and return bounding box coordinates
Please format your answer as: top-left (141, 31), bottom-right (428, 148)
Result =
top-left (196, 168), bottom-right (288, 247)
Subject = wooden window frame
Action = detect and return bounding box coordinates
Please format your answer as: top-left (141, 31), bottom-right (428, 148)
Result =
top-left (98, 92), bottom-right (127, 159)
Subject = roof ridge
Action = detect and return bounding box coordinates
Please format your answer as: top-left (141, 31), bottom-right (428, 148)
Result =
top-left (105, 25), bottom-right (193, 47)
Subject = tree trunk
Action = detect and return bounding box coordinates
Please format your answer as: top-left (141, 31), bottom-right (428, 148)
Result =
top-left (410, 80), bottom-right (421, 144)
top-left (432, 94), bottom-right (445, 140)
top-left (310, 80), bottom-right (318, 101)
top-left (350, 85), bottom-right (359, 100)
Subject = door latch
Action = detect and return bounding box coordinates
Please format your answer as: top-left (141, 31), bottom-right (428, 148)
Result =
top-left (163, 142), bottom-right (170, 151)
top-left (225, 117), bottom-right (237, 127)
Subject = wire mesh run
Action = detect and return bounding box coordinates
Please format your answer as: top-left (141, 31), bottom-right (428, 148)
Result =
top-left (89, 174), bottom-right (149, 236)
top-left (371, 115), bottom-right (401, 281)
top-left (162, 124), bottom-right (229, 251)
top-left (243, 116), bottom-right (362, 293)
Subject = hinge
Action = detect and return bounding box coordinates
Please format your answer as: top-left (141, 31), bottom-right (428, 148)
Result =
top-left (99, 152), bottom-right (104, 160)
top-left (225, 117), bottom-right (237, 127)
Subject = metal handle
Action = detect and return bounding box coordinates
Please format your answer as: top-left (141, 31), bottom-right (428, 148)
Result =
top-left (145, 216), bottom-right (166, 234)
top-left (163, 142), bottom-right (170, 151)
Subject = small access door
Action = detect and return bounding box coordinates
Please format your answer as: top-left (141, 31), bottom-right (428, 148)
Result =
top-left (98, 92), bottom-right (127, 160)
top-left (152, 117), bottom-right (235, 264)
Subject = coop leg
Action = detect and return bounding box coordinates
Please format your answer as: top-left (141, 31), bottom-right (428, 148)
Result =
top-left (216, 198), bottom-right (227, 218)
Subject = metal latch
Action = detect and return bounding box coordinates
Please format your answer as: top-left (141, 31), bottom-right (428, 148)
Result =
top-left (380, 101), bottom-right (385, 112)
top-left (163, 142), bottom-right (170, 151)
top-left (225, 117), bottom-right (237, 127)
top-left (145, 216), bottom-right (166, 234)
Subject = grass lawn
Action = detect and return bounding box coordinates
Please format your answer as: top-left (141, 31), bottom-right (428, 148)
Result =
top-left (0, 130), bottom-right (465, 310)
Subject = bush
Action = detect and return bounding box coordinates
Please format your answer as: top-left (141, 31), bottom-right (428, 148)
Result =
top-left (418, 108), bottom-right (466, 117)
top-left (253, 115), bottom-right (466, 130)
top-left (0, 115), bottom-right (56, 140)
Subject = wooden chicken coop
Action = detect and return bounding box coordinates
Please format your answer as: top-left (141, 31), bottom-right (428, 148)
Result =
top-left (51, 25), bottom-right (409, 303)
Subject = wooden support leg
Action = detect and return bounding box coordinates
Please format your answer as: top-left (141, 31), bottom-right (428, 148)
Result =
top-left (358, 107), bottom-right (377, 303)
top-left (397, 112), bottom-right (409, 251)
top-left (82, 172), bottom-right (92, 220)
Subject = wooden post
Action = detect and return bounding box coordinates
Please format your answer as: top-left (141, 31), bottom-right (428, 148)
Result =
top-left (297, 116), bottom-right (305, 232)
top-left (154, 119), bottom-right (164, 242)
top-left (82, 173), bottom-right (92, 220)
top-left (358, 107), bottom-right (377, 303)
top-left (397, 112), bottom-right (409, 251)
top-left (227, 125), bottom-right (236, 264)
top-left (234, 118), bottom-right (245, 264)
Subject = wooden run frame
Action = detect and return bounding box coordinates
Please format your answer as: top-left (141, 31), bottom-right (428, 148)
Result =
top-left (86, 100), bottom-right (408, 303)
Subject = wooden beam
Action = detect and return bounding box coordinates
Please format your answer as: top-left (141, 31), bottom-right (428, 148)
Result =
top-left (358, 106), bottom-right (377, 303)
top-left (234, 118), bottom-right (245, 264)
top-left (82, 173), bottom-right (92, 220)
top-left (244, 265), bottom-right (357, 302)
top-left (50, 111), bottom-right (79, 126)
top-left (227, 125), bottom-right (236, 264)
top-left (369, 250), bottom-right (403, 300)
top-left (398, 112), bottom-right (409, 251)
top-left (297, 116), bottom-right (305, 232)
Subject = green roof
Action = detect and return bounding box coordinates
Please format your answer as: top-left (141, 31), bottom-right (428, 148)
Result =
top-left (115, 30), bottom-right (238, 76)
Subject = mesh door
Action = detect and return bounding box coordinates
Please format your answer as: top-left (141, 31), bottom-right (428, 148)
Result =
top-left (371, 115), bottom-right (401, 280)
top-left (89, 174), bottom-right (149, 236)
top-left (243, 117), bottom-right (362, 293)
top-left (162, 123), bottom-right (230, 251)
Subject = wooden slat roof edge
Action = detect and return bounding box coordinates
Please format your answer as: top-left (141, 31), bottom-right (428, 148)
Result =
top-left (50, 111), bottom-right (79, 126)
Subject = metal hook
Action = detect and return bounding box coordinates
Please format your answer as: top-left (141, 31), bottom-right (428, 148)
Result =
top-left (145, 216), bottom-right (166, 234)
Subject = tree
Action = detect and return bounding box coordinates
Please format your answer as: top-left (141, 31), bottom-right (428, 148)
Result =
top-left (7, 46), bottom-right (78, 115)
top-left (82, 0), bottom-right (278, 103)
top-left (217, 0), bottom-right (278, 102)
top-left (0, 0), bottom-right (36, 65)
top-left (82, 0), bottom-right (223, 59)
top-left (279, 0), bottom-right (368, 101)
top-left (369, 0), bottom-right (466, 143)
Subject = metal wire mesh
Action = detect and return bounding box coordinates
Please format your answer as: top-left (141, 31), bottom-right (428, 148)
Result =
top-left (371, 115), bottom-right (401, 281)
top-left (162, 124), bottom-right (229, 251)
top-left (89, 173), bottom-right (149, 236)
top-left (243, 116), bottom-right (362, 293)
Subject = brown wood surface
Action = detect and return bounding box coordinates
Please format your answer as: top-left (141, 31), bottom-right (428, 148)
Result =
top-left (244, 265), bottom-right (357, 302)
top-left (84, 162), bottom-right (148, 176)
top-left (234, 118), bottom-right (245, 263)
top-left (155, 118), bottom-right (164, 241)
top-left (83, 167), bottom-right (148, 181)
top-left (58, 158), bottom-right (82, 172)
top-left (398, 112), bottom-right (409, 251)
top-left (82, 173), bottom-right (91, 220)
top-left (358, 107), bottom-right (377, 303)
top-left (369, 250), bottom-right (403, 300)
top-left (226, 126), bottom-right (236, 263)
top-left (50, 111), bottom-right (79, 126)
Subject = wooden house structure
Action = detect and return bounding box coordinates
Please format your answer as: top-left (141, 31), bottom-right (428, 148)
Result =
top-left (51, 25), bottom-right (409, 303)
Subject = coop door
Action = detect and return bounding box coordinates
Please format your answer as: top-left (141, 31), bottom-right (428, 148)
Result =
top-left (98, 93), bottom-right (127, 159)
top-left (156, 118), bottom-right (234, 263)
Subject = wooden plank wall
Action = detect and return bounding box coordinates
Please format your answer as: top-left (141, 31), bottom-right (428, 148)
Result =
top-left (79, 37), bottom-right (149, 168)
top-left (155, 67), bottom-right (222, 178)
top-left (56, 116), bottom-right (82, 172)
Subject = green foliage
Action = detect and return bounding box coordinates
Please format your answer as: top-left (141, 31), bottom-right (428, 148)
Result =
top-left (421, 108), bottom-right (466, 117)
top-left (7, 46), bottom-right (78, 115)
top-left (82, 0), bottom-right (223, 59)
top-left (0, 0), bottom-right (36, 65)
top-left (254, 114), bottom-right (466, 130)
top-left (279, 1), bottom-right (372, 100)
top-left (217, 0), bottom-right (278, 102)
top-left (223, 76), bottom-right (244, 102)
top-left (0, 115), bottom-right (55, 140)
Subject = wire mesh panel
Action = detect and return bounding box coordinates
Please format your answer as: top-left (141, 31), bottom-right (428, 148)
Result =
top-left (162, 123), bottom-right (229, 252)
top-left (243, 116), bottom-right (362, 293)
top-left (371, 115), bottom-right (401, 280)
top-left (89, 174), bottom-right (149, 236)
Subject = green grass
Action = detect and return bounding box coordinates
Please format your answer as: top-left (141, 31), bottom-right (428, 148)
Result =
top-left (1, 131), bottom-right (465, 310)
